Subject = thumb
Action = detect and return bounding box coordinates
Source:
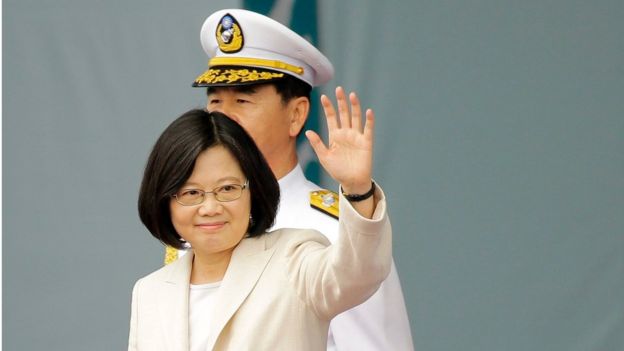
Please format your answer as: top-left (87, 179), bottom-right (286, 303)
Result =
top-left (305, 130), bottom-right (327, 160)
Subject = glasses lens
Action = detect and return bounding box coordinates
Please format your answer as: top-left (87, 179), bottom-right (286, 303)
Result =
top-left (214, 184), bottom-right (243, 202)
top-left (176, 189), bottom-right (204, 206)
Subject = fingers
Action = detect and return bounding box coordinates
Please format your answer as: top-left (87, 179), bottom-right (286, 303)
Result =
top-left (364, 108), bottom-right (375, 141)
top-left (350, 92), bottom-right (362, 132)
top-left (305, 130), bottom-right (327, 159)
top-left (320, 94), bottom-right (338, 131)
top-left (335, 87), bottom-right (351, 129)
top-left (323, 87), bottom-right (366, 128)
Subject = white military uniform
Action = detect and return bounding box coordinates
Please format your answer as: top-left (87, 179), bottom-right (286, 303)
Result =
top-left (272, 164), bottom-right (414, 351)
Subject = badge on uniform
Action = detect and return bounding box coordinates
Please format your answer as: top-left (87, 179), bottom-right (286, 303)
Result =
top-left (310, 190), bottom-right (339, 219)
top-left (216, 14), bottom-right (244, 53)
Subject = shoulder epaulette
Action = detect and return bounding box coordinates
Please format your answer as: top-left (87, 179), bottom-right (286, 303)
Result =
top-left (309, 190), bottom-right (339, 219)
top-left (164, 246), bottom-right (178, 265)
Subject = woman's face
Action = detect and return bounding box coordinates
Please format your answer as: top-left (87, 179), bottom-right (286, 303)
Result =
top-left (170, 145), bottom-right (251, 257)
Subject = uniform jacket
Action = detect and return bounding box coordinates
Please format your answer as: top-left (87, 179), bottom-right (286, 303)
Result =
top-left (274, 165), bottom-right (414, 351)
top-left (128, 186), bottom-right (392, 351)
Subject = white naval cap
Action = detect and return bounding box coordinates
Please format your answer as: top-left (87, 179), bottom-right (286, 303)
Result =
top-left (192, 9), bottom-right (334, 88)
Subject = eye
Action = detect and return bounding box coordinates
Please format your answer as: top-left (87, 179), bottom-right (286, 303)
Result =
top-left (208, 98), bottom-right (221, 105)
top-left (179, 189), bottom-right (202, 197)
top-left (236, 98), bottom-right (251, 104)
top-left (218, 184), bottom-right (239, 193)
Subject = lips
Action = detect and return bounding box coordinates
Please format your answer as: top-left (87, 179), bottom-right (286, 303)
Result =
top-left (195, 221), bottom-right (227, 231)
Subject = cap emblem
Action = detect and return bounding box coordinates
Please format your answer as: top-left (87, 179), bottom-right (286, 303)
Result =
top-left (216, 14), bottom-right (244, 53)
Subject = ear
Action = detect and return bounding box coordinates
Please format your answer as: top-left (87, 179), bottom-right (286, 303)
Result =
top-left (288, 97), bottom-right (310, 137)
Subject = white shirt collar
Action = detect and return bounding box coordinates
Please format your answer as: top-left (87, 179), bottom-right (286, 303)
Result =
top-left (278, 164), bottom-right (307, 190)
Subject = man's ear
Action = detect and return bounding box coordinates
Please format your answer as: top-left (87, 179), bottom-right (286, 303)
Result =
top-left (288, 97), bottom-right (310, 137)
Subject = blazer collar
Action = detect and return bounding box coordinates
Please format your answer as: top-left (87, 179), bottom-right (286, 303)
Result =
top-left (158, 251), bottom-right (193, 351)
top-left (205, 235), bottom-right (276, 350)
top-left (157, 235), bottom-right (276, 351)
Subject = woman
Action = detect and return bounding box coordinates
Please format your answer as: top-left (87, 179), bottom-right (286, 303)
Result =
top-left (129, 90), bottom-right (392, 351)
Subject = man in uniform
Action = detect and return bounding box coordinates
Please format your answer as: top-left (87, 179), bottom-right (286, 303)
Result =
top-left (188, 9), bottom-right (414, 350)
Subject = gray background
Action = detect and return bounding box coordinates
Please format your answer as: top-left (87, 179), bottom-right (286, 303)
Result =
top-left (3, 0), bottom-right (623, 350)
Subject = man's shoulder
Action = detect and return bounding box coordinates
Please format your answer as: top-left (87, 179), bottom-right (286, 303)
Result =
top-left (274, 167), bottom-right (339, 239)
top-left (284, 169), bottom-right (339, 219)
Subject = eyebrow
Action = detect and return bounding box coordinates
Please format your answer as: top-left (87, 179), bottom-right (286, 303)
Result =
top-left (182, 176), bottom-right (245, 188)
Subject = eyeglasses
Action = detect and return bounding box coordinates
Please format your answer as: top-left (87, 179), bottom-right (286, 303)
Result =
top-left (172, 180), bottom-right (249, 206)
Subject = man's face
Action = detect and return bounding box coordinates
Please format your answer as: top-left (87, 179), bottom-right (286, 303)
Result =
top-left (206, 84), bottom-right (299, 171)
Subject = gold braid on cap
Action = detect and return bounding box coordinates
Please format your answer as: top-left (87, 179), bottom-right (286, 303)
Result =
top-left (209, 57), bottom-right (304, 75)
top-left (195, 68), bottom-right (285, 85)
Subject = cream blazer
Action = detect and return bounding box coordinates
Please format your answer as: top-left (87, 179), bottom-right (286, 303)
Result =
top-left (128, 187), bottom-right (392, 351)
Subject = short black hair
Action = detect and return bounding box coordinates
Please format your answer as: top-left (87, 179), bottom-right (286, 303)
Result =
top-left (138, 109), bottom-right (280, 249)
top-left (271, 74), bottom-right (312, 103)
top-left (206, 74), bottom-right (312, 104)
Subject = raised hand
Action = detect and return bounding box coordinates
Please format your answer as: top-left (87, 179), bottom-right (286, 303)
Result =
top-left (305, 87), bottom-right (375, 196)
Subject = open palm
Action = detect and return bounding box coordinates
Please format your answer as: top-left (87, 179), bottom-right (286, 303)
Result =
top-left (305, 87), bottom-right (374, 194)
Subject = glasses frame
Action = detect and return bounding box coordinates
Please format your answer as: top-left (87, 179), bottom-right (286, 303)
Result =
top-left (172, 180), bottom-right (249, 206)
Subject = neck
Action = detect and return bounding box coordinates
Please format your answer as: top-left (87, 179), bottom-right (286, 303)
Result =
top-left (266, 147), bottom-right (298, 180)
top-left (190, 249), bottom-right (233, 284)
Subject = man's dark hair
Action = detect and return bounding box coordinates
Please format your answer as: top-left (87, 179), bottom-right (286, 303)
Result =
top-left (271, 74), bottom-right (312, 103)
top-left (138, 109), bottom-right (280, 249)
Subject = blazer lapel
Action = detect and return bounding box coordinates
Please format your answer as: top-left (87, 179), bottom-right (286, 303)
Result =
top-left (205, 236), bottom-right (275, 350)
top-left (158, 252), bottom-right (193, 351)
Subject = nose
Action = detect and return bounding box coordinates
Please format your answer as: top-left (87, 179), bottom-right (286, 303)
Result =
top-left (197, 195), bottom-right (223, 216)
top-left (207, 100), bottom-right (240, 123)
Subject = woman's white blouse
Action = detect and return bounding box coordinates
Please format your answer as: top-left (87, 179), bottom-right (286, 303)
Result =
top-left (189, 281), bottom-right (221, 351)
